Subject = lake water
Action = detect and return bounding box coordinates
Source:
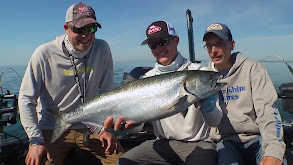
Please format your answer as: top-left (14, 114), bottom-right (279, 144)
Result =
top-left (0, 60), bottom-right (293, 141)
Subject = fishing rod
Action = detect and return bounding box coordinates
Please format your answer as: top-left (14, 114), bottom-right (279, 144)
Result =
top-left (186, 9), bottom-right (201, 63)
top-left (261, 55), bottom-right (293, 76)
top-left (0, 67), bottom-right (21, 141)
top-left (262, 55), bottom-right (293, 117)
top-left (276, 55), bottom-right (293, 75)
top-left (0, 67), bottom-right (22, 95)
top-left (0, 68), bottom-right (22, 82)
top-left (186, 9), bottom-right (196, 63)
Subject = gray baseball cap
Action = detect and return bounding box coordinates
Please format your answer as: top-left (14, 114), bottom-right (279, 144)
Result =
top-left (65, 3), bottom-right (101, 28)
top-left (203, 23), bottom-right (232, 41)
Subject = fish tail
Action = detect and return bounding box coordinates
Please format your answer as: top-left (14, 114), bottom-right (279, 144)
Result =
top-left (50, 112), bottom-right (71, 143)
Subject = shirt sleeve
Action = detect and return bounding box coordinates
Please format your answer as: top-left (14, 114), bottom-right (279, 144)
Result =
top-left (200, 97), bottom-right (223, 127)
top-left (18, 47), bottom-right (45, 144)
top-left (251, 64), bottom-right (286, 161)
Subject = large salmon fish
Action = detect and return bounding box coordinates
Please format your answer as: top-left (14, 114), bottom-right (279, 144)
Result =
top-left (51, 70), bottom-right (224, 143)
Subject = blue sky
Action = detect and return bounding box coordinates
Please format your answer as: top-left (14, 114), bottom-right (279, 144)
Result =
top-left (1, 0), bottom-right (293, 66)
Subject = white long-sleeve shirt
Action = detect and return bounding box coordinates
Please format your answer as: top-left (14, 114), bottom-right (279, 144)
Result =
top-left (143, 53), bottom-right (222, 142)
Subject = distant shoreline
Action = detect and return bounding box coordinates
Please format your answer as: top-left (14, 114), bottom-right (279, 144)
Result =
top-left (259, 60), bottom-right (293, 62)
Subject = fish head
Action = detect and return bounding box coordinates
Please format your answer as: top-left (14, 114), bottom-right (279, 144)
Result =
top-left (184, 70), bottom-right (225, 99)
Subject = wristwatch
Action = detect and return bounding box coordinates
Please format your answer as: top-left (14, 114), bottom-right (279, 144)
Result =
top-left (30, 142), bottom-right (44, 146)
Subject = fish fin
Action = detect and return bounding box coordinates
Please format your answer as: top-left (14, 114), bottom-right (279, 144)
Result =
top-left (121, 72), bottom-right (138, 85)
top-left (121, 67), bottom-right (153, 85)
top-left (50, 112), bottom-right (71, 143)
top-left (128, 67), bottom-right (152, 79)
top-left (83, 122), bottom-right (103, 134)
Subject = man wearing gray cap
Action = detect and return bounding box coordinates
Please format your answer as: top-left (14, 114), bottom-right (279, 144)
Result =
top-left (203, 23), bottom-right (287, 165)
top-left (19, 3), bottom-right (123, 165)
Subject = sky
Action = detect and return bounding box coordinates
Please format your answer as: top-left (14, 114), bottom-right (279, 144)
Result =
top-left (1, 0), bottom-right (293, 66)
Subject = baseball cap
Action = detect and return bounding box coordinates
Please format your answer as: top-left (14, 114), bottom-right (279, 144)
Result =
top-left (65, 3), bottom-right (101, 28)
top-left (141, 20), bottom-right (177, 45)
top-left (203, 23), bottom-right (232, 41)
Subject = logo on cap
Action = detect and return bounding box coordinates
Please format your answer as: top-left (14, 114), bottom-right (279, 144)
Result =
top-left (148, 25), bottom-right (162, 35)
top-left (78, 6), bottom-right (94, 15)
top-left (207, 23), bottom-right (223, 31)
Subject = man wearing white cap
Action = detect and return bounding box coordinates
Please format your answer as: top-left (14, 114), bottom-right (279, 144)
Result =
top-left (117, 20), bottom-right (223, 165)
top-left (19, 3), bottom-right (123, 165)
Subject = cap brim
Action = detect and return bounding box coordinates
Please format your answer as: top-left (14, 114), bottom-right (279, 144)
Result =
top-left (74, 18), bottom-right (102, 28)
top-left (95, 23), bottom-right (102, 28)
top-left (141, 34), bottom-right (173, 45)
top-left (203, 31), bottom-right (228, 41)
top-left (141, 39), bottom-right (149, 45)
top-left (202, 32), bottom-right (210, 41)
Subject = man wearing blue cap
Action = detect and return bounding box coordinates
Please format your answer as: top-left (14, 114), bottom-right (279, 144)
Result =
top-left (203, 23), bottom-right (287, 165)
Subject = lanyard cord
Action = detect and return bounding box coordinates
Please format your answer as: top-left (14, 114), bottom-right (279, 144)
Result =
top-left (69, 55), bottom-right (87, 104)
top-left (63, 41), bottom-right (87, 104)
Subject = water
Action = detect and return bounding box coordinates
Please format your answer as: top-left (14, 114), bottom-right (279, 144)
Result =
top-left (0, 60), bottom-right (292, 141)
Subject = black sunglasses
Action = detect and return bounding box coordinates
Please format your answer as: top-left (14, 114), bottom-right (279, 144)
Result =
top-left (148, 37), bottom-right (171, 49)
top-left (67, 24), bottom-right (98, 34)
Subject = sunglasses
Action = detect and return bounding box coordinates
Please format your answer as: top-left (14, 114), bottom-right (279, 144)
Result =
top-left (67, 24), bottom-right (98, 34)
top-left (148, 37), bottom-right (171, 49)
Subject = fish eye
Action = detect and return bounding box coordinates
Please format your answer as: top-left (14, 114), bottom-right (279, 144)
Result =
top-left (209, 75), bottom-right (214, 80)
